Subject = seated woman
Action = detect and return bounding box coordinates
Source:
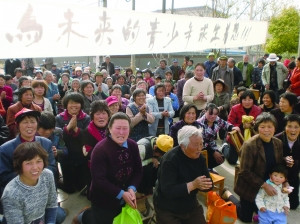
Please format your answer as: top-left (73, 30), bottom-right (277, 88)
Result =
top-left (80, 80), bottom-right (100, 114)
top-left (270, 92), bottom-right (299, 134)
top-left (105, 95), bottom-right (119, 116)
top-left (55, 93), bottom-right (90, 193)
top-left (110, 84), bottom-right (129, 113)
top-left (65, 78), bottom-right (81, 96)
top-left (225, 90), bottom-right (262, 164)
top-left (276, 114), bottom-right (300, 210)
top-left (198, 103), bottom-right (240, 170)
top-left (1, 142), bottom-right (57, 224)
top-left (211, 79), bottom-right (230, 121)
top-left (0, 74), bottom-right (13, 112)
top-left (32, 80), bottom-right (53, 114)
top-left (6, 87), bottom-right (42, 139)
top-left (72, 113), bottom-right (142, 224)
top-left (259, 90), bottom-right (279, 112)
top-left (126, 88), bottom-right (154, 142)
top-left (170, 104), bottom-right (200, 146)
top-left (223, 113), bottom-right (285, 222)
top-left (147, 83), bottom-right (174, 136)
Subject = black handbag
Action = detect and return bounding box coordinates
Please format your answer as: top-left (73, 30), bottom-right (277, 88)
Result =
top-left (283, 79), bottom-right (291, 90)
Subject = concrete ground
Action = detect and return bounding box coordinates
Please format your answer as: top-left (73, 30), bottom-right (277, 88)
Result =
top-left (60, 156), bottom-right (300, 224)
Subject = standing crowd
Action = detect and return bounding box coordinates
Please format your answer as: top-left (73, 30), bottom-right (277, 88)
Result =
top-left (0, 53), bottom-right (299, 224)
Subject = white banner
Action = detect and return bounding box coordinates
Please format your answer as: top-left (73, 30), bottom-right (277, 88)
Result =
top-left (0, 0), bottom-right (268, 58)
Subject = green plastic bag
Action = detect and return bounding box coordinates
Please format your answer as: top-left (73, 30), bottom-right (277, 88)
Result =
top-left (113, 204), bottom-right (143, 224)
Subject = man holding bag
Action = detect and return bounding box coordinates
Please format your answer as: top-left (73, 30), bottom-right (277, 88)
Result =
top-left (153, 125), bottom-right (212, 223)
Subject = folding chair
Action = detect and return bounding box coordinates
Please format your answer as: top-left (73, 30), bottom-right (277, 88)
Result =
top-left (137, 194), bottom-right (156, 224)
top-left (198, 150), bottom-right (225, 204)
top-left (228, 130), bottom-right (244, 185)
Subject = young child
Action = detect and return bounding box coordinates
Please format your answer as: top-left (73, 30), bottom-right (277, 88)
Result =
top-left (255, 165), bottom-right (291, 224)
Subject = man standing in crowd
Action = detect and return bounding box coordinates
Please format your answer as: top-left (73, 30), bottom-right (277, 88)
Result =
top-left (101, 55), bottom-right (115, 77)
top-left (237, 55), bottom-right (253, 88)
top-left (227, 57), bottom-right (243, 87)
top-left (211, 55), bottom-right (234, 94)
top-left (169, 59), bottom-right (181, 81)
top-left (204, 52), bottom-right (216, 78)
top-left (155, 59), bottom-right (171, 79)
top-left (262, 53), bottom-right (289, 101)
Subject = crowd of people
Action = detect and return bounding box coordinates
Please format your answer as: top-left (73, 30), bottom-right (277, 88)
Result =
top-left (0, 53), bottom-right (299, 224)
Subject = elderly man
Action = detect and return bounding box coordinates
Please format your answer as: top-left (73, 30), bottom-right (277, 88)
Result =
top-left (237, 55), bottom-right (254, 88)
top-left (169, 59), bottom-right (181, 81)
top-left (227, 57), bottom-right (243, 87)
top-left (100, 55), bottom-right (115, 76)
top-left (44, 71), bottom-right (60, 115)
top-left (211, 55), bottom-right (234, 94)
top-left (153, 125), bottom-right (213, 224)
top-left (262, 53), bottom-right (289, 102)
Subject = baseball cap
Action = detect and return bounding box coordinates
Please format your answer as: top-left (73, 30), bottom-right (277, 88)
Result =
top-left (15, 108), bottom-right (40, 124)
top-left (156, 135), bottom-right (174, 153)
top-left (106, 96), bottom-right (119, 106)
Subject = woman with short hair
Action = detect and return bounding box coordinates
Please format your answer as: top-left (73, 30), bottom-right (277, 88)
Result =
top-left (55, 93), bottom-right (90, 193)
top-left (147, 83), bottom-right (174, 136)
top-left (270, 92), bottom-right (299, 134)
top-left (32, 80), bottom-right (53, 114)
top-left (80, 80), bottom-right (100, 114)
top-left (126, 88), bottom-right (154, 141)
top-left (1, 142), bottom-right (57, 224)
top-left (259, 90), bottom-right (279, 112)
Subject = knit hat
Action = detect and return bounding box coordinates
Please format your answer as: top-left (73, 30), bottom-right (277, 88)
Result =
top-left (156, 135), bottom-right (174, 153)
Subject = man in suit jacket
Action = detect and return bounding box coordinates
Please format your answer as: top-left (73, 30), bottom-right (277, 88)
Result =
top-left (228, 57), bottom-right (243, 87)
top-left (101, 55), bottom-right (115, 76)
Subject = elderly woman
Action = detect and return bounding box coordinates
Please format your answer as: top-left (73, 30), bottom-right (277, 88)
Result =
top-left (226, 90), bottom-right (262, 164)
top-left (270, 92), bottom-right (299, 134)
top-left (44, 71), bottom-right (60, 115)
top-left (0, 108), bottom-right (56, 197)
top-left (6, 87), bottom-right (42, 139)
top-left (211, 79), bottom-right (230, 121)
top-left (153, 125), bottom-right (213, 223)
top-left (58, 73), bottom-right (71, 98)
top-left (1, 142), bottom-right (57, 224)
top-left (126, 88), bottom-right (154, 141)
top-left (65, 78), bottom-right (81, 96)
top-left (111, 84), bottom-right (129, 113)
top-left (55, 93), bottom-right (90, 193)
top-left (276, 114), bottom-right (300, 209)
top-left (147, 83), bottom-right (174, 136)
top-left (198, 103), bottom-right (240, 170)
top-left (227, 113), bottom-right (284, 222)
top-left (170, 104), bottom-right (200, 146)
top-left (32, 80), bottom-right (53, 114)
top-left (73, 112), bottom-right (142, 224)
top-left (183, 63), bottom-right (214, 118)
top-left (80, 80), bottom-right (100, 114)
top-left (259, 90), bottom-right (279, 112)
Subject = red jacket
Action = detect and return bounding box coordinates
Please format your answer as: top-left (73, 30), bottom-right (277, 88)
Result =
top-left (228, 103), bottom-right (262, 130)
top-left (290, 67), bottom-right (300, 96)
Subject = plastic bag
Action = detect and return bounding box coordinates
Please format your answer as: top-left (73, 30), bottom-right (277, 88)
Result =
top-left (206, 191), bottom-right (237, 224)
top-left (113, 204), bottom-right (143, 224)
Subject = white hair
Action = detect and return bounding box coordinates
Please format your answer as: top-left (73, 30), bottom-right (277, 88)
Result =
top-left (178, 125), bottom-right (203, 148)
top-left (43, 71), bottom-right (53, 79)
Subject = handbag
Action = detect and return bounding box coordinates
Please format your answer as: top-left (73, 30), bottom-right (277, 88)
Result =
top-left (113, 204), bottom-right (143, 224)
top-left (206, 191), bottom-right (237, 224)
top-left (283, 79), bottom-right (291, 90)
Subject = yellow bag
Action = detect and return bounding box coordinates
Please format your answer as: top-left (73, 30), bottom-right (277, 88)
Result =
top-left (206, 191), bottom-right (237, 224)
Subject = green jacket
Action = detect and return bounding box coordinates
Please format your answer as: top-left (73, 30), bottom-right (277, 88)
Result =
top-left (237, 62), bottom-right (254, 87)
